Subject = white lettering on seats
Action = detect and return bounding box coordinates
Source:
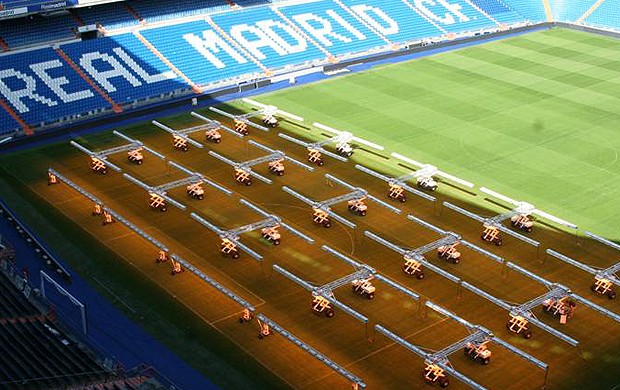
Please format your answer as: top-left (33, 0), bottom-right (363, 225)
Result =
top-left (30, 60), bottom-right (94, 103)
top-left (0, 68), bottom-right (57, 113)
top-left (80, 51), bottom-right (142, 93)
top-left (414, 0), bottom-right (470, 25)
top-left (325, 9), bottom-right (366, 40)
top-left (255, 20), bottom-right (307, 55)
top-left (183, 30), bottom-right (248, 69)
top-left (229, 24), bottom-right (287, 60)
top-left (292, 13), bottom-right (351, 46)
top-left (349, 5), bottom-right (399, 36)
top-left (112, 47), bottom-right (176, 83)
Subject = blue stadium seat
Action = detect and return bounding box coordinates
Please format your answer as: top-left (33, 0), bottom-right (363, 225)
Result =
top-left (210, 6), bottom-right (327, 70)
top-left (408, 0), bottom-right (497, 33)
top-left (5, 0), bottom-right (620, 133)
top-left (0, 47), bottom-right (109, 127)
top-left (59, 33), bottom-right (189, 105)
top-left (584, 0), bottom-right (620, 30)
top-left (276, 0), bottom-right (387, 56)
top-left (547, 0), bottom-right (597, 22)
top-left (485, 0), bottom-right (547, 23)
top-left (235, 0), bottom-right (271, 6)
top-left (130, 0), bottom-right (231, 23)
top-left (74, 3), bottom-right (140, 31)
top-left (342, 0), bottom-right (445, 44)
top-left (141, 20), bottom-right (263, 86)
top-left (0, 107), bottom-right (20, 136)
top-left (0, 14), bottom-right (77, 49)
top-left (467, 0), bottom-right (526, 24)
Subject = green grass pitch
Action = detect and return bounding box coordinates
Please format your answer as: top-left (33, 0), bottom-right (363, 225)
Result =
top-left (254, 28), bottom-right (620, 240)
top-left (0, 28), bottom-right (619, 390)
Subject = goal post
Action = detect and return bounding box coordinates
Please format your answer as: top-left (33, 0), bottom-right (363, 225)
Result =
top-left (40, 270), bottom-right (87, 335)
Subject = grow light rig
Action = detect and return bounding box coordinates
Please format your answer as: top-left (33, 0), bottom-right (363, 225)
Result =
top-left (444, 202), bottom-right (539, 248)
top-left (71, 131), bottom-right (165, 174)
top-left (241, 98), bottom-right (304, 128)
top-left (47, 168), bottom-right (186, 275)
top-left (273, 245), bottom-right (420, 319)
top-left (390, 152), bottom-right (475, 193)
top-left (355, 164), bottom-right (437, 203)
top-left (124, 161), bottom-right (232, 211)
top-left (547, 231), bottom-right (620, 299)
top-left (273, 262), bottom-right (370, 321)
top-left (153, 112), bottom-right (242, 149)
top-left (190, 199), bottom-right (314, 261)
top-left (507, 261), bottom-right (620, 325)
top-left (279, 122), bottom-right (384, 166)
top-left (460, 275), bottom-right (590, 345)
top-left (210, 99), bottom-right (302, 134)
top-left (365, 215), bottom-right (503, 280)
top-left (209, 140), bottom-right (314, 186)
top-left (282, 174), bottom-right (401, 229)
top-left (376, 301), bottom-right (548, 389)
top-left (445, 188), bottom-right (576, 246)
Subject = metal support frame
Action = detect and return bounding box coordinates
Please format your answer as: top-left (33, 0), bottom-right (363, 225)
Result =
top-left (48, 168), bottom-right (255, 315)
top-left (256, 314), bottom-right (366, 388)
top-left (71, 131), bottom-right (166, 172)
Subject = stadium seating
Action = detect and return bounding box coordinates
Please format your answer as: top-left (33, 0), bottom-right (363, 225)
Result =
top-left (276, 0), bottom-right (388, 56)
top-left (74, 3), bottom-right (140, 31)
top-left (130, 0), bottom-right (231, 23)
top-left (399, 0), bottom-right (497, 33)
top-left (0, 269), bottom-right (109, 389)
top-left (3, 0), bottom-right (620, 135)
top-left (210, 6), bottom-right (327, 70)
top-left (0, 47), bottom-right (110, 128)
top-left (468, 0), bottom-right (527, 25)
top-left (140, 20), bottom-right (264, 86)
top-left (0, 14), bottom-right (77, 49)
top-left (584, 0), bottom-right (620, 30)
top-left (547, 0), bottom-right (598, 22)
top-left (59, 33), bottom-right (188, 105)
top-left (0, 109), bottom-right (20, 137)
top-left (333, 0), bottom-right (445, 44)
top-left (501, 0), bottom-right (547, 22)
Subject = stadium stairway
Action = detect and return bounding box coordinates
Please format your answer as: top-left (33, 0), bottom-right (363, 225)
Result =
top-left (125, 3), bottom-right (146, 26)
top-left (276, 0), bottom-right (388, 57)
top-left (210, 5), bottom-right (330, 71)
top-left (0, 37), bottom-right (9, 52)
top-left (205, 15), bottom-right (272, 75)
top-left (547, 0), bottom-right (598, 22)
top-left (577, 0), bottom-right (607, 24)
top-left (584, 0), bottom-right (619, 30)
top-left (68, 9), bottom-right (86, 28)
top-left (54, 47), bottom-right (123, 113)
top-left (132, 31), bottom-right (202, 93)
top-left (4, 0), bottom-right (620, 135)
top-left (333, 0), bottom-right (395, 47)
top-left (0, 99), bottom-right (30, 136)
top-left (139, 20), bottom-right (261, 86)
top-left (270, 6), bottom-right (336, 62)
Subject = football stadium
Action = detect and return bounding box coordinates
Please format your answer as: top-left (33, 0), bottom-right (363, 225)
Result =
top-left (0, 0), bottom-right (619, 389)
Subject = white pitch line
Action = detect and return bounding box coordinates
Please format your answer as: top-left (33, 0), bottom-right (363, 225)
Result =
top-left (299, 318), bottom-right (449, 388)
